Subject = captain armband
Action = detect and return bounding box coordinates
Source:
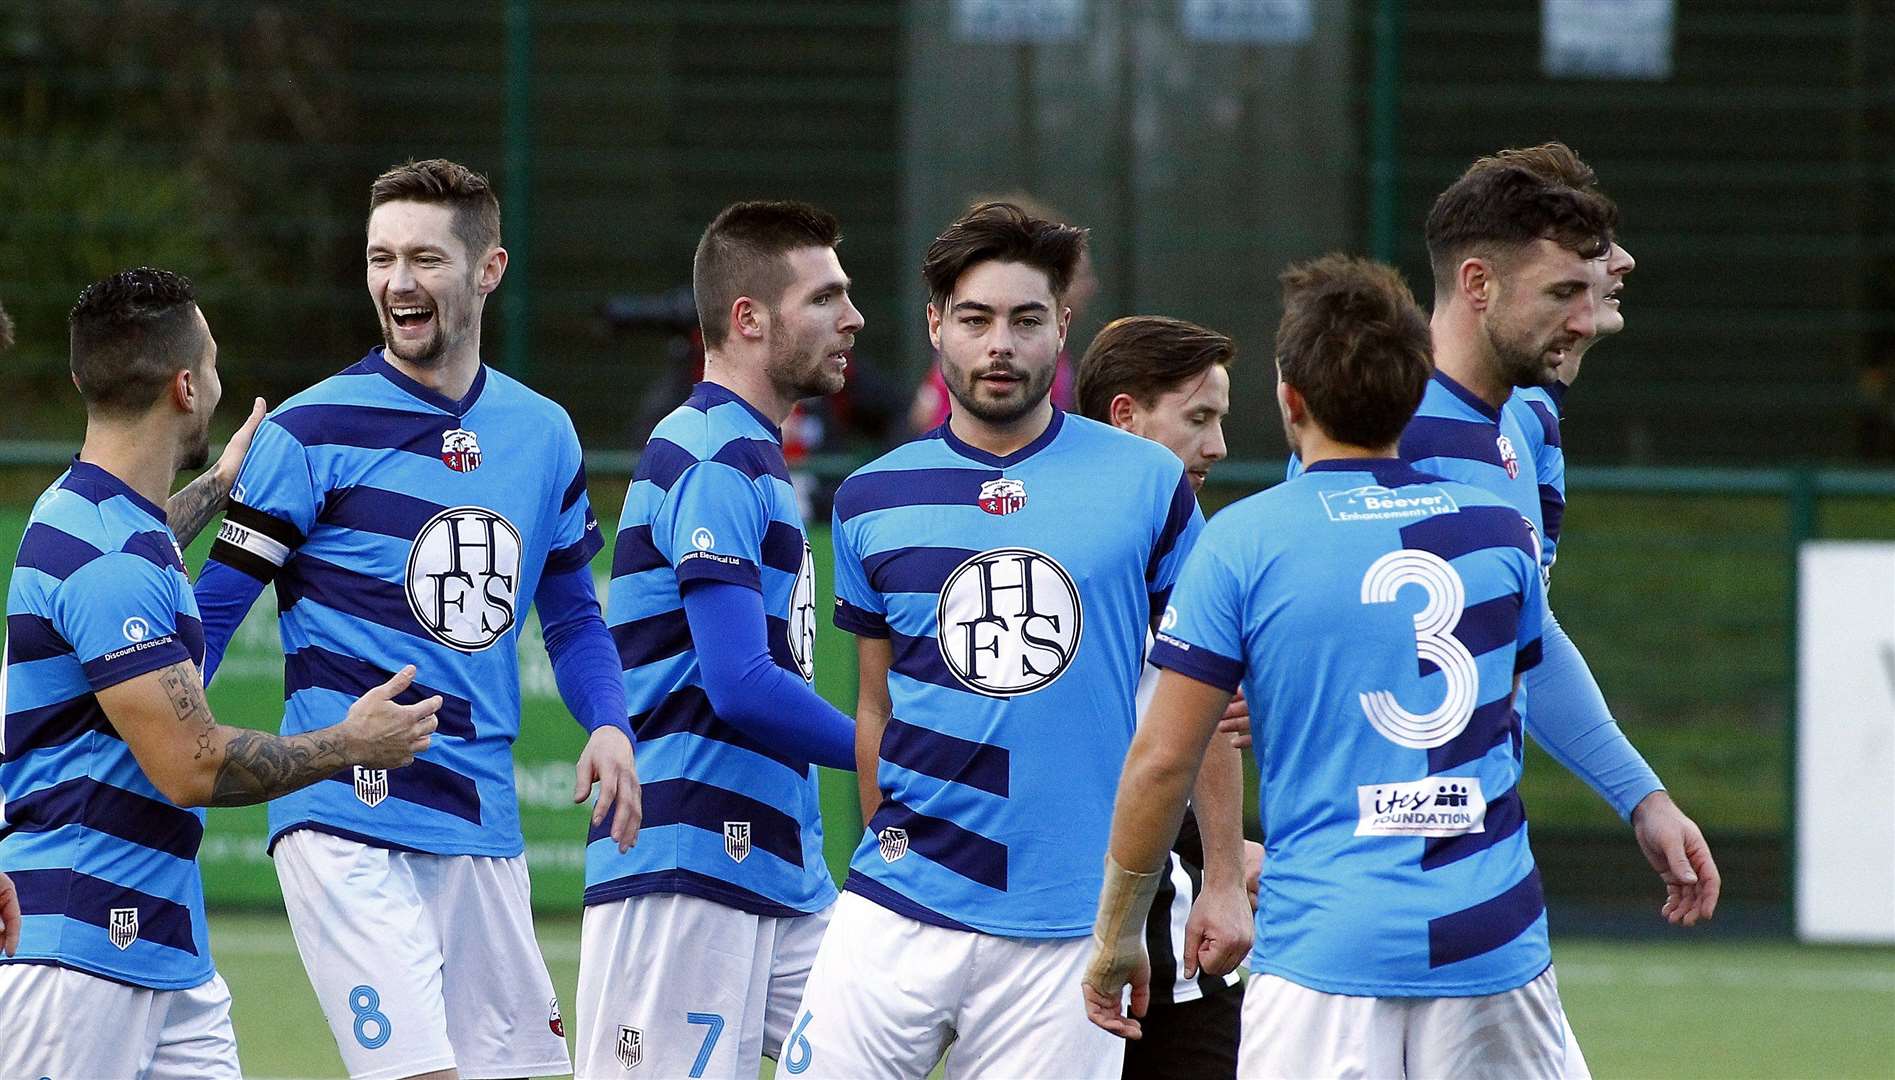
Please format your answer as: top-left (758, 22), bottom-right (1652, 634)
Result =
top-left (208, 502), bottom-right (305, 583)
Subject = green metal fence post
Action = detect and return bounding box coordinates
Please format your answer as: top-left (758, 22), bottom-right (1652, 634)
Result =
top-left (503, 0), bottom-right (534, 377)
top-left (1367, 0), bottom-right (1403, 262)
top-left (1783, 468), bottom-right (1818, 931)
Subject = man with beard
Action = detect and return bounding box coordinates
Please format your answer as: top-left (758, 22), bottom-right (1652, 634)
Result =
top-left (1410, 159), bottom-right (1718, 927)
top-left (779, 202), bottom-right (1209, 1077)
top-left (1269, 163), bottom-right (1718, 948)
top-left (577, 201), bottom-right (862, 1080)
top-left (0, 268), bottom-right (439, 1079)
top-left (1082, 254), bottom-right (1588, 1078)
top-left (193, 160), bottom-right (639, 1080)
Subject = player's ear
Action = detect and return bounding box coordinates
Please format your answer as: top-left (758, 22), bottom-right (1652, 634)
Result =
top-left (170, 366), bottom-right (196, 414)
top-left (476, 246), bottom-right (508, 296)
top-left (732, 296), bottom-right (766, 343)
top-left (926, 301), bottom-right (943, 352)
top-left (1056, 304), bottom-right (1072, 351)
top-left (1107, 392), bottom-right (1140, 432)
top-left (1277, 380), bottom-right (1305, 426)
top-left (1459, 258), bottom-right (1492, 311)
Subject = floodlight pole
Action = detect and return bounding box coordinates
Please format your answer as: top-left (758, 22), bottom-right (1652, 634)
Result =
top-left (503, 0), bottom-right (534, 377)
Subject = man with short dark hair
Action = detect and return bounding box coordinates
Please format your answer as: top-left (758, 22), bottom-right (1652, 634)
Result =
top-left (577, 199), bottom-right (863, 1079)
top-left (1084, 254), bottom-right (1580, 1077)
top-left (780, 202), bottom-right (1226, 1077)
top-left (1414, 158), bottom-right (1717, 928)
top-left (0, 268), bottom-right (440, 1080)
top-left (1076, 315), bottom-right (1254, 1079)
top-left (194, 159), bottom-right (637, 1079)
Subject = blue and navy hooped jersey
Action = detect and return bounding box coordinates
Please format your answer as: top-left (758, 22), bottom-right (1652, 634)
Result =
top-left (1, 462), bottom-right (213, 989)
top-left (1152, 459), bottom-right (1547, 996)
top-left (588, 382), bottom-right (833, 917)
top-left (208, 349), bottom-right (602, 857)
top-left (1506, 384), bottom-right (1566, 579)
top-left (832, 412), bottom-right (1202, 937)
top-left (1396, 372), bottom-right (1549, 576)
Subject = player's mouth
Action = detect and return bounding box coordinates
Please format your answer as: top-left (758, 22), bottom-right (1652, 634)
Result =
top-left (1605, 283), bottom-right (1624, 310)
top-left (976, 367), bottom-right (1024, 390)
top-left (825, 345), bottom-right (852, 368)
top-left (387, 301), bottom-right (435, 336)
top-left (1187, 468), bottom-right (1210, 490)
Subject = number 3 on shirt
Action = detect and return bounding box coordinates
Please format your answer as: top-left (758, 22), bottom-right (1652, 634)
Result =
top-left (1357, 550), bottom-right (1478, 749)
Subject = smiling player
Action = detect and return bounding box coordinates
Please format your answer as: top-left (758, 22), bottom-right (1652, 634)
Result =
top-left (193, 159), bottom-right (638, 1080)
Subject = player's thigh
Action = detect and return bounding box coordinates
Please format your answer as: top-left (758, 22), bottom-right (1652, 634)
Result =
top-left (275, 829), bottom-right (456, 1079)
top-left (775, 891), bottom-right (960, 1079)
top-left (1237, 973), bottom-right (1404, 1080)
top-left (1122, 986), bottom-right (1242, 1080)
top-left (576, 892), bottom-right (773, 1080)
top-left (147, 972), bottom-right (242, 1080)
top-left (0, 962), bottom-right (162, 1077)
top-left (1404, 967), bottom-right (1568, 1080)
top-left (434, 852), bottom-right (570, 1079)
top-left (761, 901), bottom-right (834, 1056)
top-left (945, 933), bottom-right (1123, 1079)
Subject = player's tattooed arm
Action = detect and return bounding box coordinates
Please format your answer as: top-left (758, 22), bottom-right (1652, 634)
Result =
top-left (165, 470), bottom-right (227, 549)
top-left (165, 396), bottom-right (267, 547)
top-left (100, 659), bottom-right (441, 809)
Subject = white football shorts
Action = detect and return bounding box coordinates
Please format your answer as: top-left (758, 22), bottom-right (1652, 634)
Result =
top-left (274, 828), bottom-right (571, 1080)
top-left (1238, 965), bottom-right (1591, 1079)
top-left (0, 964), bottom-right (239, 1079)
top-left (574, 891), bottom-right (830, 1080)
top-left (779, 890), bottom-right (1124, 1078)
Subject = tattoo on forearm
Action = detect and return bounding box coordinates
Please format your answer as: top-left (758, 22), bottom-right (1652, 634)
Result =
top-left (153, 661), bottom-right (348, 806)
top-left (165, 469), bottom-right (227, 548)
top-left (208, 728), bottom-right (349, 807)
top-left (159, 664), bottom-right (216, 760)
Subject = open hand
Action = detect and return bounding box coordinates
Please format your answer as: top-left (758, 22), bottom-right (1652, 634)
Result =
top-left (575, 726), bottom-right (641, 853)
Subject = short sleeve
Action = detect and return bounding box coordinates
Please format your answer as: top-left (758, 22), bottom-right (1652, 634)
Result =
top-left (1148, 528), bottom-right (1247, 693)
top-left (1146, 468), bottom-right (1206, 596)
top-left (210, 418), bottom-right (319, 582)
top-left (545, 417), bottom-right (605, 576)
top-left (829, 505), bottom-right (887, 638)
top-left (54, 553), bottom-right (192, 691)
top-left (653, 461), bottom-right (767, 591)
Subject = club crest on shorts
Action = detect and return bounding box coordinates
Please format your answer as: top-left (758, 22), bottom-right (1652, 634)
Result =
top-left (977, 477), bottom-right (1027, 516)
top-left (616, 1024), bottom-right (643, 1069)
top-left (724, 821), bottom-right (752, 863)
top-left (1496, 433), bottom-right (1520, 480)
top-left (354, 766), bottom-right (389, 808)
top-left (547, 996), bottom-right (565, 1037)
top-left (440, 427), bottom-right (483, 473)
top-left (108, 906), bottom-right (139, 950)
top-left (877, 826), bottom-right (909, 863)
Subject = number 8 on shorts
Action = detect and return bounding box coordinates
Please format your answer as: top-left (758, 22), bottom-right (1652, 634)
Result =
top-left (350, 985), bottom-right (392, 1050)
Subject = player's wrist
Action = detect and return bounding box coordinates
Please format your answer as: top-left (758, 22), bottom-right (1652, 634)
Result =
top-left (1093, 851), bottom-right (1164, 967)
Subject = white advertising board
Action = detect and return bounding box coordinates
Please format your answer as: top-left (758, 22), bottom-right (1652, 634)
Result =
top-left (1797, 542), bottom-right (1895, 943)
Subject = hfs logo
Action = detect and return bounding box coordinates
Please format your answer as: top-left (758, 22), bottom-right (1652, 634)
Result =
top-left (405, 506), bottom-right (522, 652)
top-left (936, 548), bottom-right (1082, 696)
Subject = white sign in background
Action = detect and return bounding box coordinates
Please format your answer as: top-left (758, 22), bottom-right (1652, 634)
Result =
top-left (1542, 0), bottom-right (1674, 80)
top-left (1796, 542), bottom-right (1895, 943)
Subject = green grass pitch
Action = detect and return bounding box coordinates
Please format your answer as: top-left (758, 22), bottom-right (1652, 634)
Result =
top-left (210, 909), bottom-right (1893, 1078)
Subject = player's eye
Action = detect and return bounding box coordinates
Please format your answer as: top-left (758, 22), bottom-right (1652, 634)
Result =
top-left (814, 293), bottom-right (830, 305)
top-left (1018, 317), bottom-right (1041, 328)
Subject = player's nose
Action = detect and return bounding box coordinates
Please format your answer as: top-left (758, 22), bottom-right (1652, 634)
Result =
top-left (839, 294), bottom-right (864, 334)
